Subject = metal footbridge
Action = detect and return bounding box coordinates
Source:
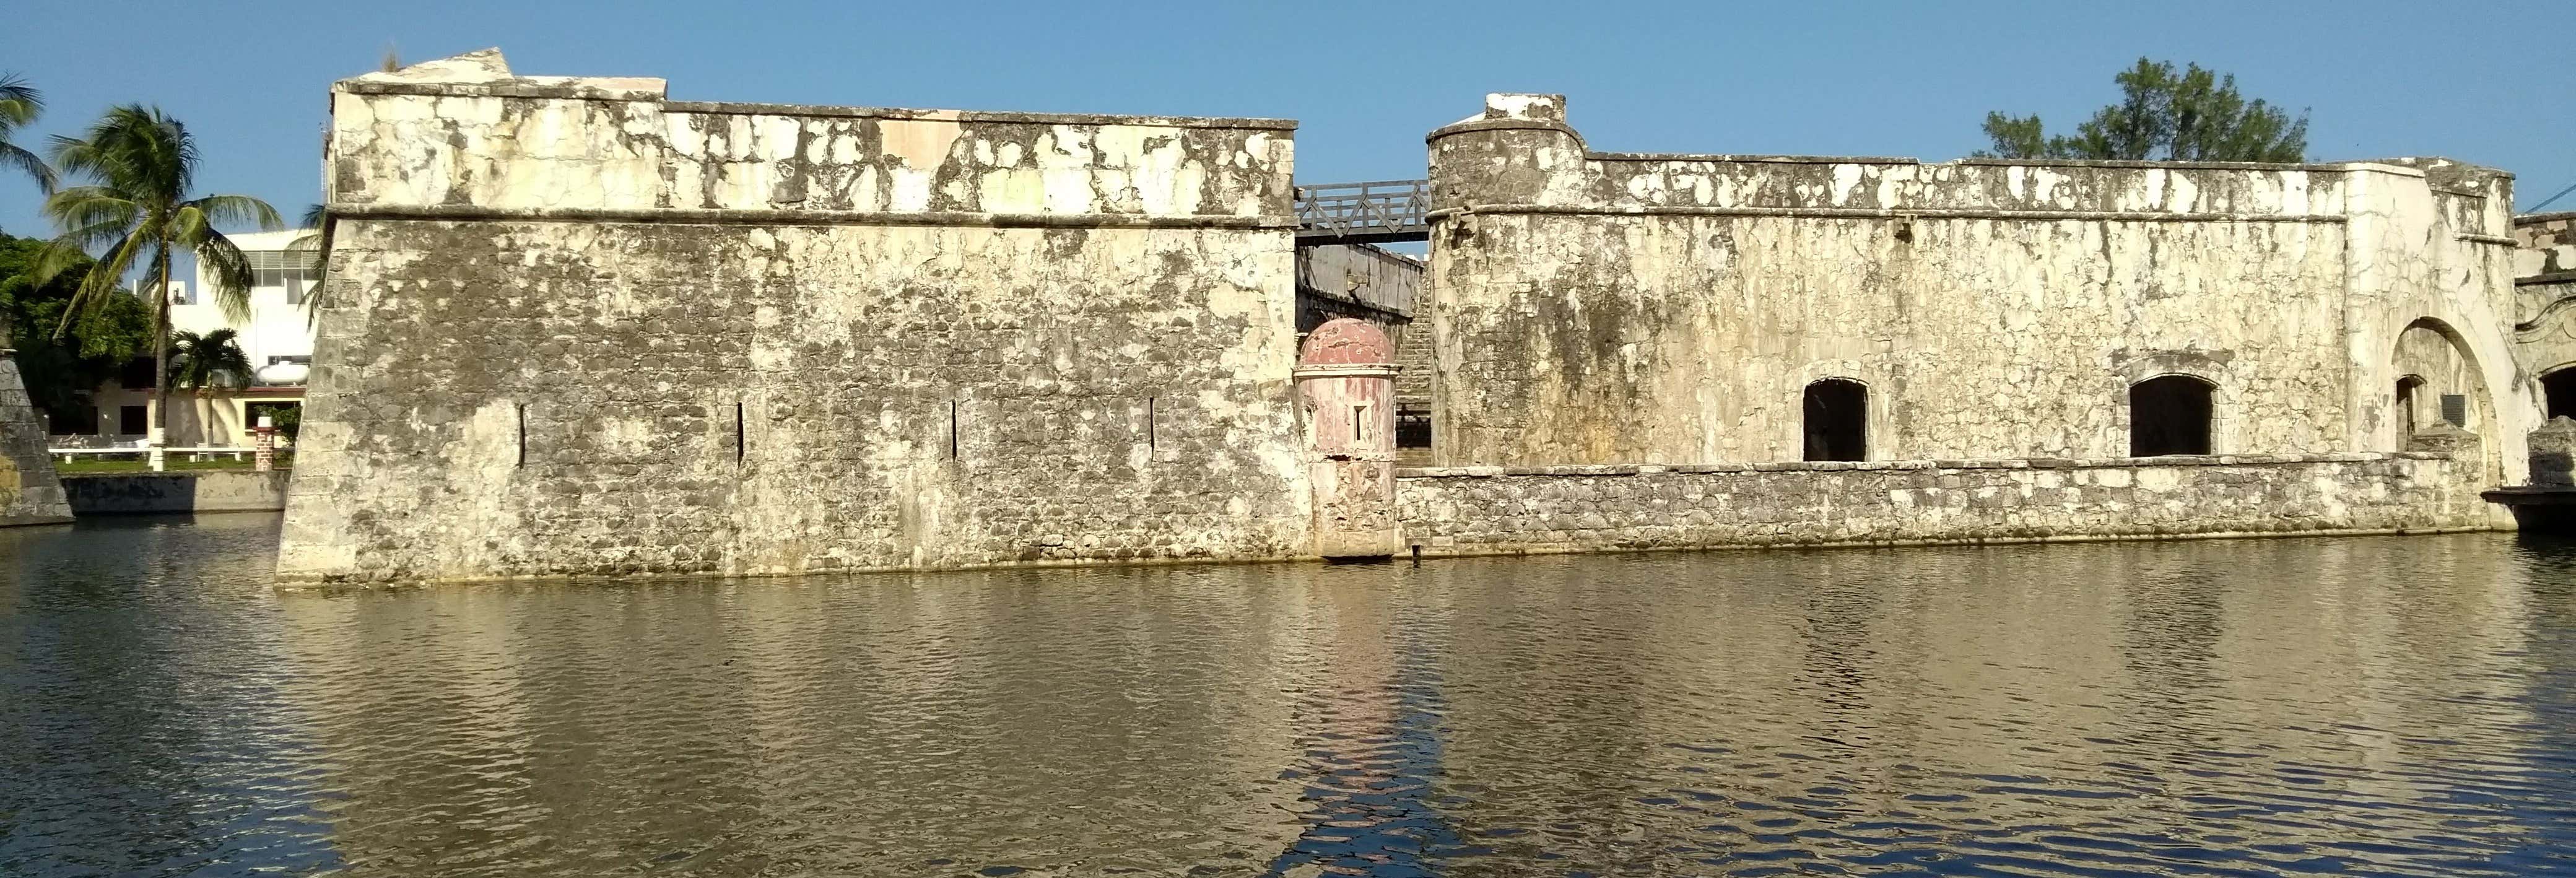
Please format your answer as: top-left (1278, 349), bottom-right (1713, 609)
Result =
top-left (1294, 180), bottom-right (1430, 245)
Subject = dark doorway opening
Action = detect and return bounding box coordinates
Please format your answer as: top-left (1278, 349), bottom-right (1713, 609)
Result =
top-left (2546, 368), bottom-right (2576, 421)
top-left (1803, 379), bottom-right (1867, 462)
top-left (118, 405), bottom-right (147, 436)
top-left (2130, 375), bottom-right (2214, 456)
top-left (2395, 375), bottom-right (2424, 440)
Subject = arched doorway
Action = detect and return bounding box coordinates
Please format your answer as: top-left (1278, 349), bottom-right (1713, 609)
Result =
top-left (1802, 379), bottom-right (1867, 462)
top-left (2130, 375), bottom-right (2214, 456)
top-left (2390, 319), bottom-right (2492, 438)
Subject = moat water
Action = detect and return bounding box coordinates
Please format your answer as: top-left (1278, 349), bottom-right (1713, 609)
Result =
top-left (5, 515), bottom-right (2575, 877)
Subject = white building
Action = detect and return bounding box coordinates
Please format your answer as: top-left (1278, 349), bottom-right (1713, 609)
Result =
top-left (67, 229), bottom-right (320, 447)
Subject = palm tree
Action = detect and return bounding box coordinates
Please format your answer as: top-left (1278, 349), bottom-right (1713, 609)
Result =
top-left (0, 72), bottom-right (51, 193)
top-left (36, 105), bottom-right (281, 443)
top-left (165, 328), bottom-right (253, 389)
top-left (287, 202), bottom-right (331, 324)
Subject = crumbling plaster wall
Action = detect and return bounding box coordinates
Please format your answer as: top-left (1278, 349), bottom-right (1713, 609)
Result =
top-left (1427, 94), bottom-right (2533, 484)
top-left (279, 50), bottom-right (1307, 583)
top-left (2514, 213), bottom-right (2576, 383)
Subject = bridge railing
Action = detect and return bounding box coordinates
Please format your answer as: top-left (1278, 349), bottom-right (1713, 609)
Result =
top-left (1295, 180), bottom-right (1430, 244)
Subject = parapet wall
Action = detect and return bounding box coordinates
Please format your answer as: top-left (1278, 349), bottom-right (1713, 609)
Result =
top-left (1398, 451), bottom-right (2491, 556)
top-left (279, 50), bottom-right (1308, 583)
top-left (328, 51), bottom-right (1293, 222)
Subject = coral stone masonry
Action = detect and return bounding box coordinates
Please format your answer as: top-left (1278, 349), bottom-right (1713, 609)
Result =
top-left (2, 354), bottom-right (74, 527)
top-left (277, 54), bottom-right (2557, 585)
top-left (279, 50), bottom-right (1305, 583)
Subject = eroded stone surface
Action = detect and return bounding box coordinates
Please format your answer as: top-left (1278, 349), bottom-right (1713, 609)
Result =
top-left (1, 355), bottom-right (72, 527)
top-left (1399, 452), bottom-right (2490, 555)
top-left (280, 51), bottom-right (1305, 583)
top-left (1425, 93), bottom-right (2535, 479)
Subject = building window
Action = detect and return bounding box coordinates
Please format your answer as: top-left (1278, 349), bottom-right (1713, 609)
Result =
top-left (1802, 379), bottom-right (1868, 462)
top-left (118, 405), bottom-right (147, 435)
top-left (2544, 368), bottom-right (2576, 421)
top-left (2130, 375), bottom-right (2214, 456)
top-left (248, 250), bottom-right (321, 305)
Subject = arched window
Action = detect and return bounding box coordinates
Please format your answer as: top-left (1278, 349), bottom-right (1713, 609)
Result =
top-left (2546, 368), bottom-right (2576, 421)
top-left (2130, 375), bottom-right (2214, 456)
top-left (1803, 379), bottom-right (1867, 462)
top-left (2395, 375), bottom-right (2424, 438)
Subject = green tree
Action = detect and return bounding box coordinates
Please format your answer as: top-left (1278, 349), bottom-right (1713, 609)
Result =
top-left (1978, 59), bottom-right (2309, 162)
top-left (246, 399), bottom-right (299, 442)
top-left (35, 105), bottom-right (281, 441)
top-left (165, 328), bottom-right (252, 389)
top-left (0, 229), bottom-right (150, 427)
top-left (0, 73), bottom-right (52, 192)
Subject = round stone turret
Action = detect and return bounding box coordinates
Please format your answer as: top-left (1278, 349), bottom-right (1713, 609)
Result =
top-left (1425, 93), bottom-right (1588, 211)
top-left (1294, 319), bottom-right (1400, 559)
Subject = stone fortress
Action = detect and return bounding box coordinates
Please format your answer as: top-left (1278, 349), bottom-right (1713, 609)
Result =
top-left (258, 49), bottom-right (2574, 584)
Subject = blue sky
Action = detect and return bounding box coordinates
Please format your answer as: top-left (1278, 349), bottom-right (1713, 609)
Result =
top-left (3, 0), bottom-right (2572, 240)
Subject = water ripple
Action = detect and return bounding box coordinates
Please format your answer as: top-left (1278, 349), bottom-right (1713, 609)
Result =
top-left (4, 518), bottom-right (2575, 875)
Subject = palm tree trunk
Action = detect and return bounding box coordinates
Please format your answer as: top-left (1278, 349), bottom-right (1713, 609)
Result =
top-left (152, 244), bottom-right (170, 448)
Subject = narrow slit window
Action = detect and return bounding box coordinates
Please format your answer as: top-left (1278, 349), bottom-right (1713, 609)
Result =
top-left (733, 401), bottom-right (746, 463)
top-left (515, 402), bottom-right (528, 468)
top-left (948, 401), bottom-right (959, 459)
top-left (1147, 396), bottom-right (1157, 450)
top-left (1353, 404), bottom-right (1367, 441)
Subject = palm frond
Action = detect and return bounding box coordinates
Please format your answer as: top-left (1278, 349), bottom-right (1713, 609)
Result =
top-left (2, 141), bottom-right (56, 193)
top-left (47, 232), bottom-right (146, 340)
top-left (40, 186), bottom-right (141, 238)
top-left (0, 74), bottom-right (55, 193)
top-left (167, 327), bottom-right (255, 389)
top-left (186, 193), bottom-right (283, 231)
top-left (0, 72), bottom-right (40, 115)
top-left (192, 227), bottom-right (257, 324)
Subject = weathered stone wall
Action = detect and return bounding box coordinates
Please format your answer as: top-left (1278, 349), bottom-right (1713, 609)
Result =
top-left (279, 51), bottom-right (1307, 583)
top-left (2514, 212), bottom-right (2576, 389)
top-left (1, 355), bottom-right (73, 526)
top-left (1426, 94), bottom-right (2533, 481)
top-left (1399, 451), bottom-right (2488, 556)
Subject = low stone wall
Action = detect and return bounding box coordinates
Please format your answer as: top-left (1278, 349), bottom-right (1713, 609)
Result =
top-left (63, 471), bottom-right (292, 515)
top-left (1397, 452), bottom-right (2492, 556)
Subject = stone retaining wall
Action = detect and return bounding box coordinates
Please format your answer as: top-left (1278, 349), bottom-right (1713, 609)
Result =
top-left (1397, 452), bottom-right (2491, 556)
top-left (64, 471), bottom-right (292, 515)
